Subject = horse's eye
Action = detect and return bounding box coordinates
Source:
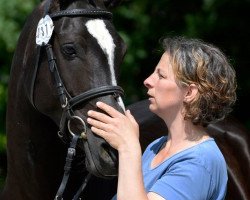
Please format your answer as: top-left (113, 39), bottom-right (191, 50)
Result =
top-left (61, 44), bottom-right (77, 59)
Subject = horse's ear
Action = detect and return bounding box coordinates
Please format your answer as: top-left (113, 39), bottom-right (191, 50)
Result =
top-left (103, 0), bottom-right (122, 8)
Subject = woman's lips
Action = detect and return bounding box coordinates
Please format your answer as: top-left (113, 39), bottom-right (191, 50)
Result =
top-left (147, 93), bottom-right (154, 101)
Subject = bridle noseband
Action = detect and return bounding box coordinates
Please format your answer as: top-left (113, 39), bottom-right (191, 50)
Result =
top-left (31, 2), bottom-right (124, 199)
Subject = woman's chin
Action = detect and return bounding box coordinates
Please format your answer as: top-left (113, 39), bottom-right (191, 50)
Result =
top-left (149, 104), bottom-right (156, 113)
top-left (149, 104), bottom-right (162, 116)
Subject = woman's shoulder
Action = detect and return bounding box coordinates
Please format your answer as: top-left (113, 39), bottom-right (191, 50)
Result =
top-left (168, 138), bottom-right (227, 175)
top-left (194, 138), bottom-right (227, 171)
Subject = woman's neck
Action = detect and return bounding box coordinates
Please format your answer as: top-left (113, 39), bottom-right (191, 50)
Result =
top-left (165, 117), bottom-right (208, 144)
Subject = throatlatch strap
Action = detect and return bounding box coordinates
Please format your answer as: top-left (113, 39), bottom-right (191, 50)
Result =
top-left (29, 46), bottom-right (41, 109)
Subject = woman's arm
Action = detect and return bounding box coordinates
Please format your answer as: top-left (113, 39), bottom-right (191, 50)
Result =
top-left (116, 138), bottom-right (147, 200)
top-left (87, 102), bottom-right (164, 200)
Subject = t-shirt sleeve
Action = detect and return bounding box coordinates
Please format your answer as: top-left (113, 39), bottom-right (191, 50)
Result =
top-left (149, 160), bottom-right (213, 200)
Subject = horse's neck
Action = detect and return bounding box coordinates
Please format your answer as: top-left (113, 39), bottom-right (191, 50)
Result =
top-left (5, 1), bottom-right (55, 145)
top-left (5, 86), bottom-right (66, 198)
top-left (5, 94), bottom-right (87, 200)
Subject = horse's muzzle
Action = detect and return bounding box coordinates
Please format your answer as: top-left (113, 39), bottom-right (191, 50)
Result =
top-left (83, 96), bottom-right (124, 178)
top-left (84, 127), bottom-right (118, 178)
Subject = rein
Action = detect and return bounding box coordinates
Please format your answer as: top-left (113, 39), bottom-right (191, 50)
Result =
top-left (31, 1), bottom-right (123, 199)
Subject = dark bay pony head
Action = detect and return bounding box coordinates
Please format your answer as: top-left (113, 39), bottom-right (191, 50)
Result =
top-left (25, 0), bottom-right (126, 178)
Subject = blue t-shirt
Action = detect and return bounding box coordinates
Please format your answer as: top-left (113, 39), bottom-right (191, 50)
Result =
top-left (112, 136), bottom-right (228, 200)
top-left (142, 136), bottom-right (228, 200)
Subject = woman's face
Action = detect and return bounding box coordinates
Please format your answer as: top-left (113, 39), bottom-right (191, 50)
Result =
top-left (144, 53), bottom-right (188, 119)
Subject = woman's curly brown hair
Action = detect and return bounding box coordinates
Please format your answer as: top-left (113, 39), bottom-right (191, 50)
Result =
top-left (161, 37), bottom-right (237, 127)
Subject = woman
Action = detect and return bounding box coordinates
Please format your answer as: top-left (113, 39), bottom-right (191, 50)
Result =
top-left (87, 37), bottom-right (236, 200)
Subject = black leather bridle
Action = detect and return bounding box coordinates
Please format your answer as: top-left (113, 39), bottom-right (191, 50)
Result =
top-left (31, 1), bottom-right (124, 199)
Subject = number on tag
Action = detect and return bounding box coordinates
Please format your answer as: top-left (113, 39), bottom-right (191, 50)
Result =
top-left (36, 15), bottom-right (54, 46)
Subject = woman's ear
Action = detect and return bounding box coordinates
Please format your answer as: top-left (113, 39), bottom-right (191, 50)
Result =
top-left (184, 83), bottom-right (198, 103)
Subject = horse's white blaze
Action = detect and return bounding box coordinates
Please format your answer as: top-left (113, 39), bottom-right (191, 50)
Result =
top-left (117, 96), bottom-right (125, 111)
top-left (86, 19), bottom-right (125, 111)
top-left (86, 19), bottom-right (116, 85)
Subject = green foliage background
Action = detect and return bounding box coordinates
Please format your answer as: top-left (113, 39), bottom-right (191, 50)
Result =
top-left (0, 0), bottom-right (250, 189)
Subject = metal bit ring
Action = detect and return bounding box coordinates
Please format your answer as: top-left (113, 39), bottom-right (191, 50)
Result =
top-left (67, 116), bottom-right (87, 139)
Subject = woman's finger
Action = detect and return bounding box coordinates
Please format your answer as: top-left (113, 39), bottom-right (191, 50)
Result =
top-left (90, 126), bottom-right (108, 139)
top-left (125, 110), bottom-right (138, 125)
top-left (87, 110), bottom-right (112, 124)
top-left (87, 117), bottom-right (109, 131)
top-left (96, 102), bottom-right (122, 118)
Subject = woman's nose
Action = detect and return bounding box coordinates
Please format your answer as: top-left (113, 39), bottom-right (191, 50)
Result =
top-left (144, 75), bottom-right (152, 89)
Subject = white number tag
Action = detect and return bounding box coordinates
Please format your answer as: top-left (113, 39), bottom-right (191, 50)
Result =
top-left (36, 15), bottom-right (54, 46)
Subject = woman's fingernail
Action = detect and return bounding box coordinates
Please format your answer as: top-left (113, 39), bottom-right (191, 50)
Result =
top-left (87, 110), bottom-right (92, 115)
top-left (96, 102), bottom-right (101, 107)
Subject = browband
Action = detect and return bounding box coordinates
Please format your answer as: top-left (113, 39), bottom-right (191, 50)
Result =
top-left (50, 9), bottom-right (113, 19)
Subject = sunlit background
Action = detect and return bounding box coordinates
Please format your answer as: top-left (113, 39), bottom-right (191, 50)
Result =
top-left (1, 0), bottom-right (250, 189)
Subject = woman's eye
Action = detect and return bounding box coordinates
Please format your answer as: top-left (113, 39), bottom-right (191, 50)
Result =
top-left (156, 69), bottom-right (165, 79)
top-left (157, 72), bottom-right (165, 79)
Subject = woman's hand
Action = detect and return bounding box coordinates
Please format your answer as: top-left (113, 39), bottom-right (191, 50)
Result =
top-left (87, 102), bottom-right (140, 153)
